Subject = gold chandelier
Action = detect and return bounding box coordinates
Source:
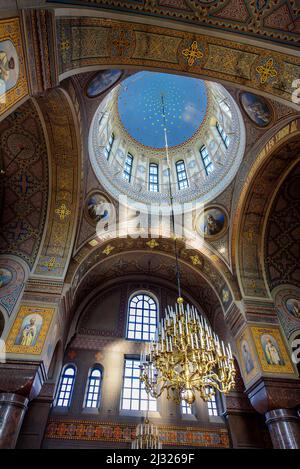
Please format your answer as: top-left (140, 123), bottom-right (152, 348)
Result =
top-left (140, 298), bottom-right (235, 404)
top-left (132, 419), bottom-right (162, 449)
top-left (140, 94), bottom-right (235, 405)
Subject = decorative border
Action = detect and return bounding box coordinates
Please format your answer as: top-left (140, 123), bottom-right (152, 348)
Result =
top-left (45, 419), bottom-right (229, 448)
top-left (5, 305), bottom-right (55, 355)
top-left (0, 17), bottom-right (28, 118)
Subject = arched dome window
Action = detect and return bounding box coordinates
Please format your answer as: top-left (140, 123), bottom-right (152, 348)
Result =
top-left (104, 132), bottom-right (114, 160)
top-left (216, 122), bottom-right (229, 148)
top-left (126, 293), bottom-right (158, 341)
top-left (84, 366), bottom-right (102, 409)
top-left (176, 160), bottom-right (188, 190)
top-left (124, 152), bottom-right (134, 182)
top-left (56, 365), bottom-right (76, 407)
top-left (149, 163), bottom-right (159, 192)
top-left (200, 145), bottom-right (214, 176)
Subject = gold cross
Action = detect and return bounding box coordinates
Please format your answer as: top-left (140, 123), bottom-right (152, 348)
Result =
top-left (102, 244), bottom-right (115, 256)
top-left (146, 239), bottom-right (159, 249)
top-left (55, 204), bottom-right (71, 221)
top-left (41, 257), bottom-right (60, 271)
top-left (182, 41), bottom-right (203, 67)
top-left (112, 31), bottom-right (131, 55)
top-left (256, 58), bottom-right (277, 84)
top-left (190, 255), bottom-right (202, 266)
top-left (60, 40), bottom-right (70, 51)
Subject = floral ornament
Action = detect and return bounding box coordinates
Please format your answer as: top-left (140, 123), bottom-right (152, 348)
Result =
top-left (102, 244), bottom-right (115, 256)
top-left (146, 239), bottom-right (159, 249)
top-left (256, 58), bottom-right (278, 84)
top-left (182, 41), bottom-right (203, 67)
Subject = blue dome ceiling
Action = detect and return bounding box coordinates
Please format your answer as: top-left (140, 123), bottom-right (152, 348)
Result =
top-left (117, 72), bottom-right (208, 149)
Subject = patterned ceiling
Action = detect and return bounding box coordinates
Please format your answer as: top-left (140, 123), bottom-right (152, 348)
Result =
top-left (50, 0), bottom-right (300, 47)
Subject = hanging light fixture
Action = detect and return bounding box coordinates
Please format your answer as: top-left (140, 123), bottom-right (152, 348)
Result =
top-left (140, 94), bottom-right (235, 405)
top-left (132, 418), bottom-right (162, 450)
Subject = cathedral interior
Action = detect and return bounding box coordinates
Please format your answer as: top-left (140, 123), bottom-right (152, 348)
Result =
top-left (0, 0), bottom-right (300, 451)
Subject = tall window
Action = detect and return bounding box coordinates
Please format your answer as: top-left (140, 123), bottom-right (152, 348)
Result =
top-left (176, 160), bottom-right (188, 190)
top-left (56, 365), bottom-right (76, 407)
top-left (124, 153), bottom-right (134, 182)
top-left (127, 293), bottom-right (158, 341)
top-left (216, 122), bottom-right (229, 148)
top-left (104, 133), bottom-right (114, 160)
top-left (84, 367), bottom-right (102, 408)
top-left (200, 146), bottom-right (214, 175)
top-left (181, 400), bottom-right (193, 416)
top-left (206, 390), bottom-right (219, 417)
top-left (149, 163), bottom-right (159, 192)
top-left (121, 359), bottom-right (157, 412)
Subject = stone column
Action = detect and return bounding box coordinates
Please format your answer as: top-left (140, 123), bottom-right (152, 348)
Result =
top-left (0, 393), bottom-right (29, 449)
top-left (0, 361), bottom-right (46, 449)
top-left (247, 377), bottom-right (300, 449)
top-left (265, 409), bottom-right (300, 449)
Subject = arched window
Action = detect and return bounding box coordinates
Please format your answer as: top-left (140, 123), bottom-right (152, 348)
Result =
top-left (56, 365), bottom-right (76, 407)
top-left (200, 146), bottom-right (214, 175)
top-left (124, 153), bottom-right (134, 182)
top-left (127, 293), bottom-right (158, 341)
top-left (181, 400), bottom-right (193, 416)
top-left (216, 122), bottom-right (229, 148)
top-left (176, 160), bottom-right (188, 190)
top-left (104, 133), bottom-right (114, 160)
top-left (84, 367), bottom-right (102, 408)
top-left (149, 163), bottom-right (159, 192)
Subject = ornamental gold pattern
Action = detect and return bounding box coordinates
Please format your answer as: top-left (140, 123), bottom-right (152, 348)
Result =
top-left (140, 302), bottom-right (235, 404)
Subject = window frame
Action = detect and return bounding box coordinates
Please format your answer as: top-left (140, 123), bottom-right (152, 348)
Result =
top-left (126, 291), bottom-right (159, 342)
top-left (55, 364), bottom-right (76, 408)
top-left (124, 152), bottom-right (134, 182)
top-left (104, 132), bottom-right (115, 160)
top-left (216, 122), bottom-right (230, 149)
top-left (83, 365), bottom-right (103, 410)
top-left (176, 160), bottom-right (189, 190)
top-left (120, 357), bottom-right (158, 413)
top-left (149, 162), bottom-right (159, 192)
top-left (200, 145), bottom-right (214, 176)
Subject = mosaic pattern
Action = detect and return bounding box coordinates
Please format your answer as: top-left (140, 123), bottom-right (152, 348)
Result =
top-left (0, 100), bottom-right (49, 268)
top-left (33, 89), bottom-right (80, 279)
top-left (45, 419), bottom-right (230, 448)
top-left (0, 257), bottom-right (27, 316)
top-left (49, 0), bottom-right (300, 47)
top-left (236, 119), bottom-right (300, 298)
top-left (265, 161), bottom-right (300, 292)
top-left (56, 17), bottom-right (300, 105)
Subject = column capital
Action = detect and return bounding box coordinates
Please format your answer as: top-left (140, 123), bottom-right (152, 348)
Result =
top-left (0, 360), bottom-right (47, 401)
top-left (246, 377), bottom-right (300, 414)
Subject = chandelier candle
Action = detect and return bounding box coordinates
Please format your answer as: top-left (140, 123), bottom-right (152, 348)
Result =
top-left (131, 419), bottom-right (162, 449)
top-left (140, 300), bottom-right (236, 404)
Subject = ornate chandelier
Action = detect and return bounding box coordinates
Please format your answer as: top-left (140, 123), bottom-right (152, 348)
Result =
top-left (140, 299), bottom-right (235, 404)
top-left (132, 419), bottom-right (162, 449)
top-left (140, 94), bottom-right (235, 405)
